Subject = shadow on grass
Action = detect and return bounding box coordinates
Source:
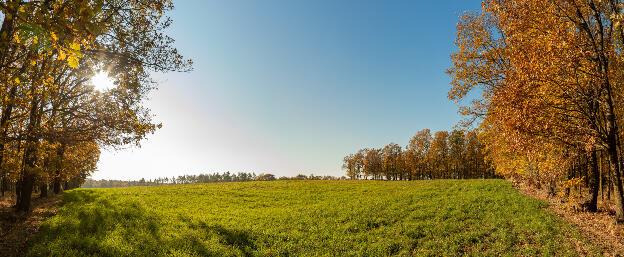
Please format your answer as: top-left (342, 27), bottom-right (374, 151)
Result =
top-left (27, 190), bottom-right (258, 257)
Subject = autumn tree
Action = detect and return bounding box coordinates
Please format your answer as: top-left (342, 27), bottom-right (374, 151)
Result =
top-left (345, 129), bottom-right (493, 181)
top-left (406, 129), bottom-right (432, 180)
top-left (381, 143), bottom-right (402, 180)
top-left (430, 131), bottom-right (449, 179)
top-left (362, 148), bottom-right (383, 180)
top-left (448, 0), bottom-right (624, 222)
top-left (448, 129), bottom-right (465, 179)
top-left (343, 153), bottom-right (363, 180)
top-left (0, 0), bottom-right (191, 212)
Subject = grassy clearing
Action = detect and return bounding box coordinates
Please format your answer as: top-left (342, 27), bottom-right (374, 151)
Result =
top-left (26, 180), bottom-right (596, 256)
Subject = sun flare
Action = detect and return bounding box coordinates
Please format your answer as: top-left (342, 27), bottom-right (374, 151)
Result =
top-left (90, 71), bottom-right (116, 91)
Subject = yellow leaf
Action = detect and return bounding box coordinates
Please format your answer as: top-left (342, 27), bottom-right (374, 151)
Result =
top-left (67, 56), bottom-right (79, 68)
top-left (13, 77), bottom-right (20, 84)
top-left (50, 32), bottom-right (58, 41)
top-left (13, 34), bottom-right (19, 44)
top-left (70, 42), bottom-right (80, 51)
top-left (57, 50), bottom-right (66, 60)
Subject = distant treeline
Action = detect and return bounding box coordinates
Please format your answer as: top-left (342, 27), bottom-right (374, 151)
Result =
top-left (343, 129), bottom-right (497, 180)
top-left (82, 172), bottom-right (345, 188)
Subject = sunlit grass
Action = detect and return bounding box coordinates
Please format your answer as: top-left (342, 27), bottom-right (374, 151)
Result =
top-left (27, 180), bottom-right (596, 256)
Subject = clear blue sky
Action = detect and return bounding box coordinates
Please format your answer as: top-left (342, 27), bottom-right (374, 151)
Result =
top-left (93, 0), bottom-right (482, 180)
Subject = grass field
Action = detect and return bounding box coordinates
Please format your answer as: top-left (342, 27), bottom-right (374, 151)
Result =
top-left (26, 180), bottom-right (596, 256)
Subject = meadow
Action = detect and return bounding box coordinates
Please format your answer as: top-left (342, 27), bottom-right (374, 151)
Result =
top-left (26, 180), bottom-right (597, 256)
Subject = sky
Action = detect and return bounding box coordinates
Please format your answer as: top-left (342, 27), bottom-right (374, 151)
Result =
top-left (92, 0), bottom-right (483, 180)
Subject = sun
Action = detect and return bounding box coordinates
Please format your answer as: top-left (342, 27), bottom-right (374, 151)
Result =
top-left (90, 71), bottom-right (116, 91)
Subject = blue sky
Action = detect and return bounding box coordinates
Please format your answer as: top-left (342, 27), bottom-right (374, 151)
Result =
top-left (93, 0), bottom-right (482, 180)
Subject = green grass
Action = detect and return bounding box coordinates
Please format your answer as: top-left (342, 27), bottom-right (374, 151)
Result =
top-left (27, 180), bottom-right (597, 256)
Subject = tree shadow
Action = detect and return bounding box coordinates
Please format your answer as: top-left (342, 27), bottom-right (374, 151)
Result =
top-left (61, 189), bottom-right (101, 204)
top-left (187, 219), bottom-right (257, 257)
top-left (26, 190), bottom-right (258, 257)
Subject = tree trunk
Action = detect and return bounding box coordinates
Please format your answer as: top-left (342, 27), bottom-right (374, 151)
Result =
top-left (0, 84), bottom-right (18, 200)
top-left (53, 143), bottom-right (66, 194)
top-left (53, 179), bottom-right (61, 194)
top-left (605, 120), bottom-right (624, 222)
top-left (547, 180), bottom-right (556, 197)
top-left (0, 176), bottom-right (5, 197)
top-left (600, 152), bottom-right (604, 201)
top-left (15, 168), bottom-right (35, 212)
top-left (608, 168), bottom-right (612, 200)
top-left (16, 135), bottom-right (40, 212)
top-left (39, 183), bottom-right (48, 198)
top-left (578, 159), bottom-right (582, 198)
top-left (585, 150), bottom-right (599, 212)
top-left (566, 165), bottom-right (573, 198)
top-left (15, 94), bottom-right (41, 212)
top-left (15, 177), bottom-right (20, 204)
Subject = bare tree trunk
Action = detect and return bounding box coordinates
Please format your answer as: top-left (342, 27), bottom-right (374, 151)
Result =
top-left (15, 169), bottom-right (35, 212)
top-left (578, 159), bottom-right (582, 198)
top-left (0, 84), bottom-right (18, 200)
top-left (584, 150), bottom-right (599, 212)
top-left (39, 183), bottom-right (48, 198)
top-left (15, 96), bottom-right (41, 212)
top-left (0, 177), bottom-right (5, 197)
top-left (604, 93), bottom-right (624, 222)
top-left (608, 166), bottom-right (612, 200)
top-left (600, 151), bottom-right (604, 201)
top-left (566, 165), bottom-right (573, 198)
top-left (606, 129), bottom-right (624, 223)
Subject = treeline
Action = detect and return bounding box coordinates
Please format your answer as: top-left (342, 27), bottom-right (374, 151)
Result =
top-left (448, 0), bottom-right (624, 223)
top-left (343, 129), bottom-right (496, 180)
top-left (0, 1), bottom-right (190, 212)
top-left (82, 172), bottom-right (345, 188)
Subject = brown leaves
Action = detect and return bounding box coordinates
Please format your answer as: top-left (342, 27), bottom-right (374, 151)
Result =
top-left (448, 0), bottom-right (623, 179)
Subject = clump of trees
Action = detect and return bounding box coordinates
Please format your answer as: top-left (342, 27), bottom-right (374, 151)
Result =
top-left (0, 1), bottom-right (191, 212)
top-left (257, 173), bottom-right (343, 181)
top-left (448, 0), bottom-right (624, 223)
top-left (343, 129), bottom-right (496, 180)
top-left (82, 172), bottom-right (344, 188)
top-left (83, 172), bottom-right (257, 187)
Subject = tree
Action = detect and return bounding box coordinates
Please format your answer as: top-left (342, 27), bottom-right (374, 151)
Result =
top-left (448, 0), bottom-right (624, 222)
top-left (343, 154), bottom-right (357, 179)
top-left (406, 129), bottom-right (432, 180)
top-left (346, 128), bottom-right (493, 181)
top-left (256, 173), bottom-right (276, 181)
top-left (448, 130), bottom-right (465, 179)
top-left (430, 131), bottom-right (449, 179)
top-left (342, 151), bottom-right (364, 180)
top-left (0, 0), bottom-right (192, 212)
top-left (382, 143), bottom-right (402, 180)
top-left (362, 148), bottom-right (383, 180)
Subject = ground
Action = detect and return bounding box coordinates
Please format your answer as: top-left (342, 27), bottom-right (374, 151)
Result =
top-left (0, 195), bottom-right (60, 257)
top-left (518, 183), bottom-right (624, 255)
top-left (11, 179), bottom-right (613, 256)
